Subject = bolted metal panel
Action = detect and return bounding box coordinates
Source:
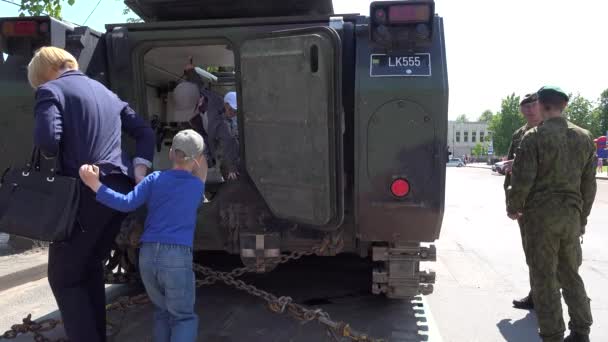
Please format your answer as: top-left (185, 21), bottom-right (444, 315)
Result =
top-left (355, 15), bottom-right (448, 243)
top-left (239, 27), bottom-right (343, 228)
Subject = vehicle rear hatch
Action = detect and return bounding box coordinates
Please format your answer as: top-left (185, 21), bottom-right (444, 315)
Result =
top-left (111, 20), bottom-right (345, 230)
top-left (239, 27), bottom-right (344, 228)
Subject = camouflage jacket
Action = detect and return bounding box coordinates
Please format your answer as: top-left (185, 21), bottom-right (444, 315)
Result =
top-left (507, 117), bottom-right (597, 225)
top-left (503, 124), bottom-right (530, 193)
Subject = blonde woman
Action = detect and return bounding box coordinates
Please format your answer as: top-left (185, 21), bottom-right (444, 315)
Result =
top-left (28, 47), bottom-right (155, 342)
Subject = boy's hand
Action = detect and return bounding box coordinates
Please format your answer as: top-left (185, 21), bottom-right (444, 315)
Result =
top-left (79, 164), bottom-right (102, 192)
top-left (134, 164), bottom-right (148, 184)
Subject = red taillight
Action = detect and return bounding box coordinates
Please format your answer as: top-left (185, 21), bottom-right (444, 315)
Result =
top-left (15, 21), bottom-right (37, 35)
top-left (390, 178), bottom-right (410, 198)
top-left (2, 21), bottom-right (39, 37)
top-left (388, 5), bottom-right (431, 24)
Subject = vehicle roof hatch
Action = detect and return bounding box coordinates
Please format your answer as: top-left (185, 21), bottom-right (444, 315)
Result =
top-left (124, 0), bottom-right (335, 22)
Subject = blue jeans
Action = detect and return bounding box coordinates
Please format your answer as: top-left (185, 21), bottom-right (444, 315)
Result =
top-left (139, 243), bottom-right (198, 342)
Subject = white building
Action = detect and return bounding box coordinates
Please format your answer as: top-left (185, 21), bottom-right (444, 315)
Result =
top-left (447, 121), bottom-right (490, 158)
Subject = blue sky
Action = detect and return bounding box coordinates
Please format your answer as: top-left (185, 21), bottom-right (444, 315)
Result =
top-left (1, 0), bottom-right (607, 120)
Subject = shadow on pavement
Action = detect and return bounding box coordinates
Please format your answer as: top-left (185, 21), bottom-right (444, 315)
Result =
top-left (110, 254), bottom-right (432, 342)
top-left (497, 312), bottom-right (541, 342)
top-left (7, 255), bottom-right (434, 342)
top-left (0, 234), bottom-right (46, 257)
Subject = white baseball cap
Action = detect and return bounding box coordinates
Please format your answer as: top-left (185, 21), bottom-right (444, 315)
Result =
top-left (172, 129), bottom-right (205, 160)
top-left (224, 91), bottom-right (237, 110)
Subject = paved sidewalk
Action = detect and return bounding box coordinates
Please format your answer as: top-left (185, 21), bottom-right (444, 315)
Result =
top-left (0, 248), bottom-right (48, 292)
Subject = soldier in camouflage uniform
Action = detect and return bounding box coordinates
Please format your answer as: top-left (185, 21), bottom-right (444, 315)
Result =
top-left (507, 86), bottom-right (595, 342)
top-left (504, 93), bottom-right (542, 310)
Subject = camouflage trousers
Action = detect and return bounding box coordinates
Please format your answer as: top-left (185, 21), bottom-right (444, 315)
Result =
top-left (523, 204), bottom-right (592, 342)
top-left (517, 217), bottom-right (533, 295)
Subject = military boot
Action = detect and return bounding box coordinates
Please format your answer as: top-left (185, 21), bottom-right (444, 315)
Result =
top-left (512, 293), bottom-right (534, 310)
top-left (564, 331), bottom-right (590, 342)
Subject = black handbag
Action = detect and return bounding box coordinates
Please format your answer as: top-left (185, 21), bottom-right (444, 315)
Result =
top-left (0, 148), bottom-right (80, 242)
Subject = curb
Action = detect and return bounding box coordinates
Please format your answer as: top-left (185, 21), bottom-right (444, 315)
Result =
top-left (0, 263), bottom-right (47, 293)
top-left (465, 165), bottom-right (492, 170)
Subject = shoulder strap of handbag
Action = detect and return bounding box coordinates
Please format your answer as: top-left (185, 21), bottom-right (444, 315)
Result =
top-left (35, 146), bottom-right (62, 176)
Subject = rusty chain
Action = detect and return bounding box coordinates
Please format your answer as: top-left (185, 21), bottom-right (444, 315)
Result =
top-left (0, 294), bottom-right (151, 342)
top-left (192, 263), bottom-right (383, 342)
top-left (1, 314), bottom-right (65, 342)
top-left (1, 234), bottom-right (383, 342)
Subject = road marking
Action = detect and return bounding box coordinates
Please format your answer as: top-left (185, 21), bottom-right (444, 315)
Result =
top-left (414, 295), bottom-right (444, 342)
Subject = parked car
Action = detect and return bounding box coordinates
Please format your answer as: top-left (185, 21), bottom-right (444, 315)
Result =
top-left (492, 161), bottom-right (509, 175)
top-left (447, 158), bottom-right (465, 167)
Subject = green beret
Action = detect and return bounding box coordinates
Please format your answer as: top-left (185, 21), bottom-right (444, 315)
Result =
top-left (537, 86), bottom-right (569, 103)
top-left (520, 93), bottom-right (538, 105)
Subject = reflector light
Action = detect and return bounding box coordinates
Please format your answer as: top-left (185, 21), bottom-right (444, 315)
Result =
top-left (1, 22), bottom-right (14, 36)
top-left (374, 8), bottom-right (387, 22)
top-left (388, 5), bottom-right (431, 24)
top-left (390, 178), bottom-right (410, 198)
top-left (39, 22), bottom-right (49, 33)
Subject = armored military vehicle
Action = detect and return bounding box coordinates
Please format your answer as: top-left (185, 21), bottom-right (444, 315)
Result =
top-left (0, 0), bottom-right (448, 298)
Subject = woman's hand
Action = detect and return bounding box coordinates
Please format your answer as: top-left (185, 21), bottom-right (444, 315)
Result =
top-left (79, 164), bottom-right (102, 192)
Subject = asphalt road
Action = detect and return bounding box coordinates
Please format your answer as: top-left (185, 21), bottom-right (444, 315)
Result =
top-left (0, 278), bottom-right (57, 333)
top-left (1, 167), bottom-right (606, 342)
top-left (429, 167), bottom-right (608, 342)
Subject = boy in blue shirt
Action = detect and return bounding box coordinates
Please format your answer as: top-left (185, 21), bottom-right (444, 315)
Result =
top-left (79, 129), bottom-right (207, 342)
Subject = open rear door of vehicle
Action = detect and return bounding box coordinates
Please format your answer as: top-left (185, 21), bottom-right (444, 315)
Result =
top-left (239, 27), bottom-right (343, 230)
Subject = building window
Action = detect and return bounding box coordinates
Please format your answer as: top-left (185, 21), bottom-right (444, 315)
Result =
top-left (464, 131), bottom-right (468, 143)
top-left (456, 131), bottom-right (460, 142)
top-left (472, 131), bottom-right (477, 143)
top-left (480, 132), bottom-right (485, 142)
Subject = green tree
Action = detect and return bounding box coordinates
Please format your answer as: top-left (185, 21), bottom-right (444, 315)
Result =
top-left (122, 5), bottom-right (143, 23)
top-left (19, 0), bottom-right (73, 18)
top-left (18, 0), bottom-right (141, 22)
top-left (478, 110), bottom-right (494, 123)
top-left (599, 89), bottom-right (608, 136)
top-left (590, 106), bottom-right (603, 137)
top-left (471, 143), bottom-right (486, 157)
top-left (488, 94), bottom-right (525, 156)
top-left (564, 94), bottom-right (594, 131)
top-left (455, 114), bottom-right (469, 123)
